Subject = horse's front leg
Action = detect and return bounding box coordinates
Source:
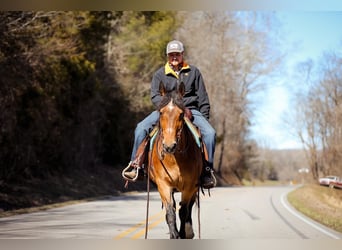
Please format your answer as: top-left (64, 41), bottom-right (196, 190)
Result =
top-left (159, 187), bottom-right (179, 239)
top-left (165, 202), bottom-right (179, 239)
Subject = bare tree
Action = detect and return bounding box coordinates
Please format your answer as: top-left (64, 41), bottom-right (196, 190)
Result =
top-left (176, 11), bottom-right (283, 183)
top-left (293, 52), bottom-right (342, 179)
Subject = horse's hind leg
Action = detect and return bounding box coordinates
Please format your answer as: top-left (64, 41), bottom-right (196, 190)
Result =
top-left (179, 194), bottom-right (196, 239)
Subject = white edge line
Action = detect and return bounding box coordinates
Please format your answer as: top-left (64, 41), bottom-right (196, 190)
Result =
top-left (280, 192), bottom-right (340, 239)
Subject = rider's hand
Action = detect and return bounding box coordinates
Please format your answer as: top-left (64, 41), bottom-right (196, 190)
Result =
top-left (184, 108), bottom-right (193, 122)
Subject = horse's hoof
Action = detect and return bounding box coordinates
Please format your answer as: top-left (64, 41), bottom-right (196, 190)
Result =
top-left (185, 223), bottom-right (194, 239)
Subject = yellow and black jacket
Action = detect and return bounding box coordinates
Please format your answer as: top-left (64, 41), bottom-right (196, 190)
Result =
top-left (151, 62), bottom-right (210, 120)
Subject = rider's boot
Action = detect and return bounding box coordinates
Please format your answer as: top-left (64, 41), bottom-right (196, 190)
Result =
top-left (122, 137), bottom-right (149, 181)
top-left (201, 162), bottom-right (217, 189)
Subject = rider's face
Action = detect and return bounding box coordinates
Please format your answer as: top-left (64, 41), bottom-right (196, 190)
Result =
top-left (167, 52), bottom-right (183, 68)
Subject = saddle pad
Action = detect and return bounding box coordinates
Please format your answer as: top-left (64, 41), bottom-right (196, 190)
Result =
top-left (149, 126), bottom-right (159, 151)
top-left (184, 117), bottom-right (201, 148)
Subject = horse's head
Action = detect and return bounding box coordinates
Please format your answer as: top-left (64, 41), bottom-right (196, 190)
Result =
top-left (158, 82), bottom-right (185, 154)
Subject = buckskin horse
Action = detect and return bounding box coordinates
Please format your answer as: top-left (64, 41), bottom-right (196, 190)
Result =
top-left (148, 81), bottom-right (203, 239)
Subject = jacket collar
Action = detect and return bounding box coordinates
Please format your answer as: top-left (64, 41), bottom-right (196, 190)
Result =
top-left (164, 62), bottom-right (190, 78)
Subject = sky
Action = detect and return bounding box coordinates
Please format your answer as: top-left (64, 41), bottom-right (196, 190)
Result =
top-left (249, 11), bottom-right (342, 149)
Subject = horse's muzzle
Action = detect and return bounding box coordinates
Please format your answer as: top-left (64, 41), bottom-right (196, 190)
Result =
top-left (163, 142), bottom-right (177, 154)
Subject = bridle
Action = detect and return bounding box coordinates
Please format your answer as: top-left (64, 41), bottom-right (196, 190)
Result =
top-left (157, 104), bottom-right (186, 160)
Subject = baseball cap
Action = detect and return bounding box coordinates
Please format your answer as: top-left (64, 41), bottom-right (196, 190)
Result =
top-left (166, 40), bottom-right (184, 54)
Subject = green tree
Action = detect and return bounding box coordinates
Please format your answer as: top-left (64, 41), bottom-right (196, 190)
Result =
top-left (108, 11), bottom-right (181, 111)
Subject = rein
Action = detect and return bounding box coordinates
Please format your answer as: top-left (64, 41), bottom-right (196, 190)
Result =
top-left (144, 149), bottom-right (153, 239)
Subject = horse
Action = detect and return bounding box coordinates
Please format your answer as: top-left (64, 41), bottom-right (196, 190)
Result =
top-left (148, 81), bottom-right (203, 239)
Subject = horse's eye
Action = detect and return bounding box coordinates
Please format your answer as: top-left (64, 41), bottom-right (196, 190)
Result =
top-left (179, 112), bottom-right (184, 120)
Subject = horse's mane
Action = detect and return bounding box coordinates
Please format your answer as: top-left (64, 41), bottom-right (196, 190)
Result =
top-left (158, 90), bottom-right (185, 111)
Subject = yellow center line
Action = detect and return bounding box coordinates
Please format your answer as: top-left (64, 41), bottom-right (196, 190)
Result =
top-left (131, 212), bottom-right (165, 239)
top-left (113, 210), bottom-right (165, 239)
top-left (131, 206), bottom-right (182, 239)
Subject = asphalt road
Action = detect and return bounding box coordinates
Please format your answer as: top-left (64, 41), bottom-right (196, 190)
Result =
top-left (0, 185), bottom-right (341, 239)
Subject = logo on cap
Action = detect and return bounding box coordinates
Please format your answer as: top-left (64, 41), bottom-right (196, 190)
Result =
top-left (170, 44), bottom-right (180, 49)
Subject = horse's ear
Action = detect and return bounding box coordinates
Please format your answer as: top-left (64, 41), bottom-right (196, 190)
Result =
top-left (178, 82), bottom-right (185, 97)
top-left (159, 82), bottom-right (166, 96)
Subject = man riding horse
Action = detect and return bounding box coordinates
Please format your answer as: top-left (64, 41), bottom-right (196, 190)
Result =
top-left (122, 40), bottom-right (216, 189)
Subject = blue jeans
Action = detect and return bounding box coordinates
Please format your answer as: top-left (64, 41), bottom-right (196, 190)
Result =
top-left (130, 110), bottom-right (216, 165)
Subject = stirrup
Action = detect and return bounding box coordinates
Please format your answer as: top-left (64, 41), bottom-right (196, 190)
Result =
top-left (122, 161), bottom-right (141, 182)
top-left (210, 170), bottom-right (217, 187)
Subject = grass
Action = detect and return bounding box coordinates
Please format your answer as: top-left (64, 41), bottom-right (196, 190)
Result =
top-left (287, 184), bottom-right (342, 233)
